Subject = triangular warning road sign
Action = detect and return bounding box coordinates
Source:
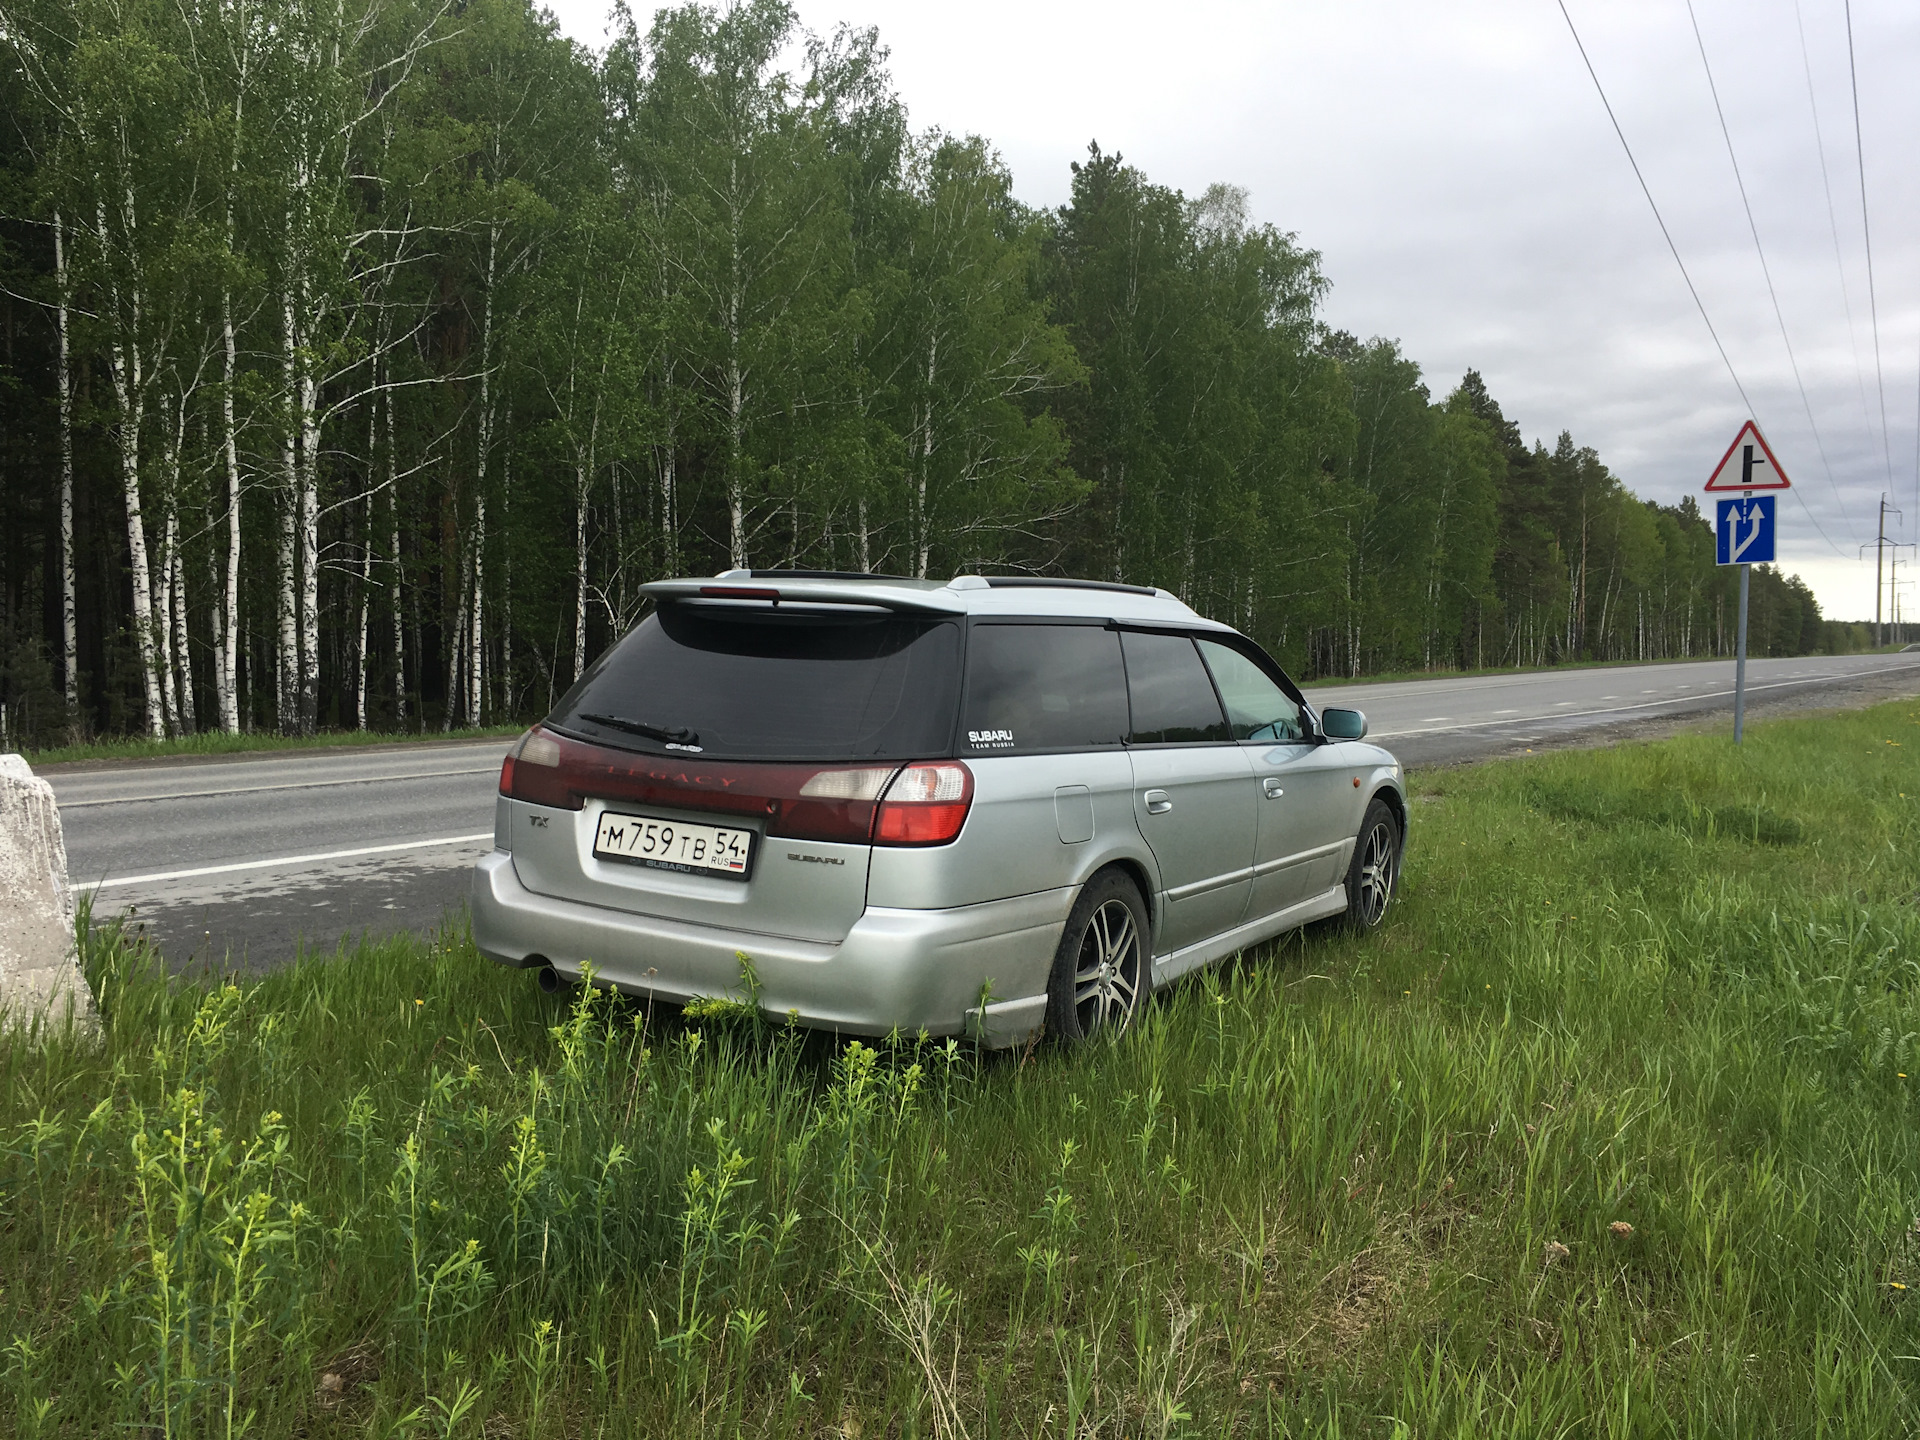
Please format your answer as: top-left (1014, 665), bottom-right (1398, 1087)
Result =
top-left (1705, 421), bottom-right (1791, 491)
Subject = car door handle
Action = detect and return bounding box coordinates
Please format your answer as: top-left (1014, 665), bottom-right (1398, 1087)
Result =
top-left (1263, 778), bottom-right (1285, 799)
top-left (1143, 789), bottom-right (1173, 814)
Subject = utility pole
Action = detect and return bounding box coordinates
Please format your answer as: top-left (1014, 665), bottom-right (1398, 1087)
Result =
top-left (1877, 495), bottom-right (1887, 647)
top-left (1861, 496), bottom-right (1906, 648)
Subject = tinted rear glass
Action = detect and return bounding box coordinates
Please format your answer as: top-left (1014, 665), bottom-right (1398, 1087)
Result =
top-left (960, 623), bottom-right (1129, 754)
top-left (1121, 631), bottom-right (1230, 744)
top-left (549, 604), bottom-right (961, 761)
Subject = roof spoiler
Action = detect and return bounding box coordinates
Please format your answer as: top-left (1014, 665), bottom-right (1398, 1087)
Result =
top-left (640, 574), bottom-right (967, 614)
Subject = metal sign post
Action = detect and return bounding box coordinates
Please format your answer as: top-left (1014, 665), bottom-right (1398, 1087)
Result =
top-left (1735, 563), bottom-right (1749, 742)
top-left (1706, 421), bottom-right (1790, 745)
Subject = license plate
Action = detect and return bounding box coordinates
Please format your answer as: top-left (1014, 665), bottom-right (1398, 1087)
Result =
top-left (593, 811), bottom-right (755, 880)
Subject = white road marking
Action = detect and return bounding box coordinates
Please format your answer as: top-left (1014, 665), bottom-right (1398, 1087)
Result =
top-left (1420, 716), bottom-right (1451, 722)
top-left (1493, 708), bottom-right (1518, 714)
top-left (78, 833), bottom-right (495, 891)
top-left (58, 766), bottom-right (501, 809)
top-left (1371, 660), bottom-right (1920, 740)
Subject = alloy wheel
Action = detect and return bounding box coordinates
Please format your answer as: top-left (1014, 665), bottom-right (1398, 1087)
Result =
top-left (1072, 897), bottom-right (1142, 1035)
top-left (1355, 819), bottom-right (1397, 926)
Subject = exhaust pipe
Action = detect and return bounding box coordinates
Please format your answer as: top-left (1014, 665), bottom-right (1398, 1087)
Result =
top-left (534, 961), bottom-right (566, 995)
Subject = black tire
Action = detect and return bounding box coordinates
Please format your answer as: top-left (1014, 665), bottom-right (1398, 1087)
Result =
top-left (1343, 797), bottom-right (1401, 931)
top-left (1046, 870), bottom-right (1151, 1043)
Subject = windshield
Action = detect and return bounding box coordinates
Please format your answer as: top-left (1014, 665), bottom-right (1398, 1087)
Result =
top-left (548, 604), bottom-right (962, 762)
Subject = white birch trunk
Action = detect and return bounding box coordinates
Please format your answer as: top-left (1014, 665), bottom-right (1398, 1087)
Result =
top-left (658, 364), bottom-right (677, 576)
top-left (915, 332), bottom-right (936, 580)
top-left (111, 369), bottom-right (163, 739)
top-left (498, 405), bottom-right (512, 721)
top-left (726, 217), bottom-right (747, 568)
top-left (574, 466), bottom-right (589, 682)
top-left (467, 499), bottom-right (485, 726)
top-left (382, 385), bottom-right (405, 725)
top-left (53, 211), bottom-right (78, 715)
top-left (298, 366), bottom-right (320, 732)
top-left (155, 511), bottom-right (180, 733)
top-left (217, 286), bottom-right (243, 733)
top-left (443, 545), bottom-right (466, 732)
top-left (100, 198), bottom-right (165, 740)
top-left (214, 12), bottom-right (248, 735)
top-left (168, 509), bottom-right (195, 732)
top-left (277, 282), bottom-right (301, 733)
top-left (356, 494), bottom-right (371, 730)
top-left (466, 225), bottom-right (499, 728)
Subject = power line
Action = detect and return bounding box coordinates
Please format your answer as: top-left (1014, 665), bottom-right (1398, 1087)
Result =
top-left (1686, 0), bottom-right (1857, 543)
top-left (1553, 0), bottom-right (1753, 416)
top-left (1843, 0), bottom-right (1896, 489)
top-left (1794, 0), bottom-right (1877, 465)
top-left (1554, 0), bottom-right (1845, 559)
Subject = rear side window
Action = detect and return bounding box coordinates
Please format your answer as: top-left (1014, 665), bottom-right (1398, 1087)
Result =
top-left (961, 624), bottom-right (1128, 754)
top-left (1121, 631), bottom-right (1230, 744)
top-left (549, 604), bottom-right (961, 761)
top-left (1197, 639), bottom-right (1304, 741)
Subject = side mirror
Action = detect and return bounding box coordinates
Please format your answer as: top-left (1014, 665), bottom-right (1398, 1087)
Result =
top-left (1320, 707), bottom-right (1367, 741)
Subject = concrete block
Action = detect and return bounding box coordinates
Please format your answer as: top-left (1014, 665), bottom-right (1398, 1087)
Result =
top-left (0, 753), bottom-right (98, 1040)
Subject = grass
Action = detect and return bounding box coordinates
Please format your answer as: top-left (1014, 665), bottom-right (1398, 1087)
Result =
top-left (21, 725), bottom-right (523, 768)
top-left (5, 702), bottom-right (1920, 1436)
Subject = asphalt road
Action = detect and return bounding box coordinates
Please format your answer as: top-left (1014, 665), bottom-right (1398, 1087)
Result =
top-left (56, 742), bottom-right (510, 974)
top-left (47, 651), bottom-right (1920, 972)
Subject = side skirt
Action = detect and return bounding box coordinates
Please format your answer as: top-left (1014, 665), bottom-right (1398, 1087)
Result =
top-left (1150, 885), bottom-right (1348, 988)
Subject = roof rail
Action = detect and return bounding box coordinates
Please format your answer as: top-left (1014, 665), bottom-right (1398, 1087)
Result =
top-left (980, 576), bottom-right (1160, 597)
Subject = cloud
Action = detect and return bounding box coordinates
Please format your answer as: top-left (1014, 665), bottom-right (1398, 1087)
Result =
top-left (540, 0), bottom-right (1920, 620)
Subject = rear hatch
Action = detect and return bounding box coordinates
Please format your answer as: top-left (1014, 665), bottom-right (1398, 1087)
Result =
top-left (505, 598), bottom-right (962, 944)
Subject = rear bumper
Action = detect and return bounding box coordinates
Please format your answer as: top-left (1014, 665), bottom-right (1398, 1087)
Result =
top-left (469, 850), bottom-right (1065, 1046)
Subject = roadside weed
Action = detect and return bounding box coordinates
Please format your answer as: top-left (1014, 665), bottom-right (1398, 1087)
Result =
top-left (2, 701), bottom-right (1919, 1433)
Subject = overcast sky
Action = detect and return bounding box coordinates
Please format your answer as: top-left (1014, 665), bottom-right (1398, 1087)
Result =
top-left (541, 0), bottom-right (1920, 622)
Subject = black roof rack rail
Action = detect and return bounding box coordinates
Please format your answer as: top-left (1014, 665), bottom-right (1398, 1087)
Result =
top-left (980, 576), bottom-right (1160, 597)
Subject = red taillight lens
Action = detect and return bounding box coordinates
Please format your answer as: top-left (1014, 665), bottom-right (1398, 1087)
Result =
top-left (500, 729), bottom-right (910, 843)
top-left (500, 727), bottom-right (562, 798)
top-left (784, 767), bottom-right (895, 841)
top-left (874, 762), bottom-right (973, 846)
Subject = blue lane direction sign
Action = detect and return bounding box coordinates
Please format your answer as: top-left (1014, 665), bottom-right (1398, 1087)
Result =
top-left (1716, 495), bottom-right (1775, 566)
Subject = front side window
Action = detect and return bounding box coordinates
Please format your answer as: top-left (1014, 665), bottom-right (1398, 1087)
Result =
top-left (961, 623), bottom-right (1128, 754)
top-left (1121, 631), bottom-right (1230, 744)
top-left (1197, 638), bottom-right (1304, 741)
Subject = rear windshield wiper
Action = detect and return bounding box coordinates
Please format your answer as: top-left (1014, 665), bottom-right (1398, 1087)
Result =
top-left (580, 713), bottom-right (700, 746)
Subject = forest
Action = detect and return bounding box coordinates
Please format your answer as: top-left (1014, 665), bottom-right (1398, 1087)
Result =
top-left (0, 0), bottom-right (1858, 744)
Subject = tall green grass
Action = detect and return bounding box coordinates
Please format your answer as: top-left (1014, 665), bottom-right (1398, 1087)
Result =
top-left (5, 702), bottom-right (1920, 1435)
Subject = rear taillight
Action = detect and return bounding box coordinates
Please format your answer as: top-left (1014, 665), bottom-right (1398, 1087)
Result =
top-left (873, 762), bottom-right (973, 846)
top-left (782, 767), bottom-right (897, 842)
top-left (499, 729), bottom-right (918, 844)
top-left (499, 727), bottom-right (562, 798)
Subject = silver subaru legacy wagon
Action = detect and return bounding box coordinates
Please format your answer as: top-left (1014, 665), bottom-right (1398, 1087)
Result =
top-left (472, 571), bottom-right (1407, 1046)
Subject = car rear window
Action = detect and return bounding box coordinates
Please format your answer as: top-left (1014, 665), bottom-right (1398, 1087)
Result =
top-left (549, 604), bottom-right (961, 761)
top-left (960, 623), bottom-right (1128, 754)
top-left (1121, 631), bottom-right (1231, 744)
